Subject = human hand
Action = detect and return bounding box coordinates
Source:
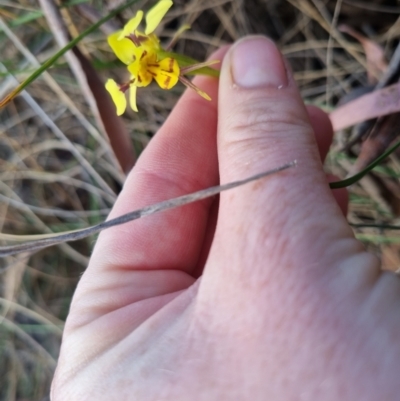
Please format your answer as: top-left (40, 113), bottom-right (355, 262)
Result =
top-left (51, 36), bottom-right (399, 401)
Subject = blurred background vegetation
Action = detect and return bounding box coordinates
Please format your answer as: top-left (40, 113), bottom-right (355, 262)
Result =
top-left (2, 0), bottom-right (400, 399)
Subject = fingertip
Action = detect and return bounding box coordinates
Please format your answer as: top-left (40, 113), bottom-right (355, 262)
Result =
top-left (217, 35), bottom-right (316, 181)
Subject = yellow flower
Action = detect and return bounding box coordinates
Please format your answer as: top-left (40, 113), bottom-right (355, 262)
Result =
top-left (105, 0), bottom-right (215, 115)
top-left (127, 49), bottom-right (180, 89)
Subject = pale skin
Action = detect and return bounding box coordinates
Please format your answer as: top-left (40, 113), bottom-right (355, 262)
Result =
top-left (51, 36), bottom-right (400, 400)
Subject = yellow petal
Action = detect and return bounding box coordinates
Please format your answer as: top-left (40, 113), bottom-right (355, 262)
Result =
top-left (145, 0), bottom-right (173, 35)
top-left (129, 85), bottom-right (138, 112)
top-left (105, 79), bottom-right (127, 115)
top-left (107, 31), bottom-right (137, 65)
top-left (152, 57), bottom-right (180, 89)
top-left (127, 51), bottom-right (154, 87)
top-left (118, 10), bottom-right (144, 40)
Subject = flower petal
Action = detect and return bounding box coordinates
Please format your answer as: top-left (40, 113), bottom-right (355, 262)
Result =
top-left (105, 79), bottom-right (127, 115)
top-left (107, 31), bottom-right (137, 65)
top-left (118, 10), bottom-right (144, 40)
top-left (129, 84), bottom-right (138, 112)
top-left (152, 57), bottom-right (180, 89)
top-left (127, 51), bottom-right (155, 87)
top-left (145, 0), bottom-right (173, 35)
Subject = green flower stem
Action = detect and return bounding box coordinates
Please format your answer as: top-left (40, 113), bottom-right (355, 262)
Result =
top-left (0, 0), bottom-right (140, 107)
top-left (329, 138), bottom-right (400, 189)
top-left (158, 51), bottom-right (220, 77)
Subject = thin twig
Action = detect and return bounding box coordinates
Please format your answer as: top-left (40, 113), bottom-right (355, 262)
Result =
top-left (0, 161), bottom-right (296, 257)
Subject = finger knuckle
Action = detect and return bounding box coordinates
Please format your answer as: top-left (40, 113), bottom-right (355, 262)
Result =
top-left (222, 96), bottom-right (312, 146)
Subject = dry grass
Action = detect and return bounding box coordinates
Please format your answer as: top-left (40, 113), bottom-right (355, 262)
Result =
top-left (1, 0), bottom-right (400, 398)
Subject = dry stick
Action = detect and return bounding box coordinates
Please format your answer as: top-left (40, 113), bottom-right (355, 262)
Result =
top-left (0, 192), bottom-right (110, 218)
top-left (1, 317), bottom-right (57, 369)
top-left (0, 298), bottom-right (63, 335)
top-left (0, 58), bottom-right (115, 209)
top-left (376, 41), bottom-right (400, 89)
top-left (287, 0), bottom-right (368, 71)
top-left (19, 84), bottom-right (115, 201)
top-left (0, 172), bottom-right (90, 266)
top-left (326, 0), bottom-right (343, 107)
top-left (0, 161), bottom-right (296, 257)
top-left (342, 0), bottom-right (400, 14)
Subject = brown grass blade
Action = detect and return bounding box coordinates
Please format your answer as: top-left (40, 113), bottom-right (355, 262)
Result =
top-left (330, 81), bottom-right (400, 131)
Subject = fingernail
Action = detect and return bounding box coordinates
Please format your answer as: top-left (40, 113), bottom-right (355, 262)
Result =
top-left (231, 36), bottom-right (288, 89)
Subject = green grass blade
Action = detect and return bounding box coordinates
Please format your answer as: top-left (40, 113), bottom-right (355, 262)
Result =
top-left (10, 10), bottom-right (44, 27)
top-left (330, 138), bottom-right (400, 189)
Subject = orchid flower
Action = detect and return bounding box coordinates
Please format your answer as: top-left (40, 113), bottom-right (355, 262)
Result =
top-left (105, 0), bottom-right (216, 115)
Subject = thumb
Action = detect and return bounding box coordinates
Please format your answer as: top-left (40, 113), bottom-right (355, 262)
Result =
top-left (208, 36), bottom-right (375, 282)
